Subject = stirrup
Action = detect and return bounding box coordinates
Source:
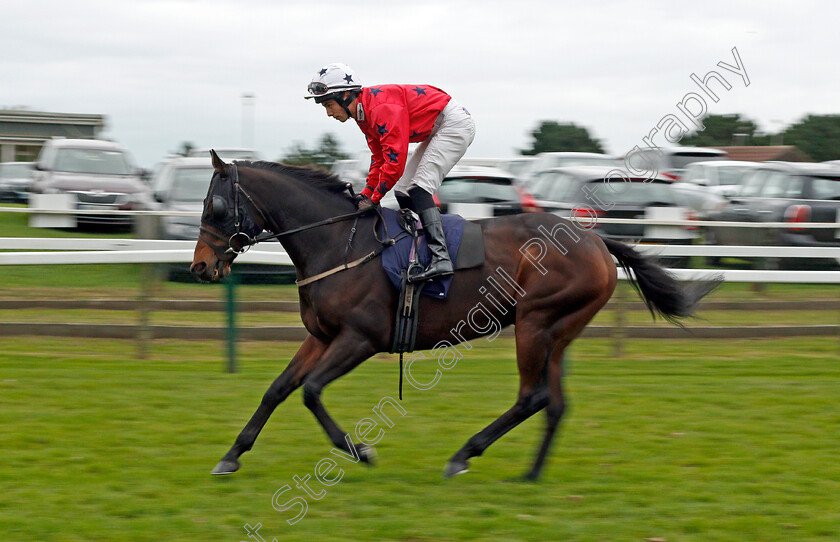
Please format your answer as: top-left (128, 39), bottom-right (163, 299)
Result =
top-left (408, 264), bottom-right (453, 284)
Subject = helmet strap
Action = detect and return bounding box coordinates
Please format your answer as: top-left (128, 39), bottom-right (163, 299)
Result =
top-left (337, 90), bottom-right (359, 119)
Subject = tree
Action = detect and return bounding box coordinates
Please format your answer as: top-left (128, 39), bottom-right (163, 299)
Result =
top-left (679, 114), bottom-right (765, 147)
top-left (174, 141), bottom-right (195, 157)
top-left (781, 114), bottom-right (840, 161)
top-left (520, 121), bottom-right (605, 155)
top-left (281, 133), bottom-right (349, 170)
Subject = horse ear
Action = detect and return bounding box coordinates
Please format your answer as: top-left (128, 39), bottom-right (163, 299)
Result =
top-left (210, 149), bottom-right (228, 174)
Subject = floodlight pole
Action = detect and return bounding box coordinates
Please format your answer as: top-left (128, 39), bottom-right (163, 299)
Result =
top-left (241, 93), bottom-right (255, 149)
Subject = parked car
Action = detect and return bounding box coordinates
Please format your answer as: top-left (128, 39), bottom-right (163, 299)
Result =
top-left (330, 150), bottom-right (373, 194)
top-left (151, 157), bottom-right (216, 241)
top-left (705, 162), bottom-right (840, 268)
top-left (458, 156), bottom-right (538, 184)
top-left (670, 160), bottom-right (761, 217)
top-left (497, 156), bottom-right (537, 183)
top-left (531, 166), bottom-right (698, 266)
top-left (379, 165), bottom-right (540, 218)
top-left (29, 138), bottom-right (150, 227)
top-left (151, 156), bottom-right (293, 282)
top-left (456, 157), bottom-right (507, 168)
top-left (623, 146), bottom-right (728, 181)
top-left (186, 147), bottom-right (262, 161)
top-left (522, 152), bottom-right (618, 188)
top-left (0, 161), bottom-right (35, 203)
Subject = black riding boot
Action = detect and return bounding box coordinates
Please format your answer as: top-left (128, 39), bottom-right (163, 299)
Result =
top-left (410, 207), bottom-right (454, 283)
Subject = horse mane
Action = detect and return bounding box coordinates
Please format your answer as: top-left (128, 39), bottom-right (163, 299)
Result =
top-left (236, 160), bottom-right (353, 196)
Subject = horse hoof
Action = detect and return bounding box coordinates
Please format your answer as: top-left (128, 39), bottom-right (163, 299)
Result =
top-left (358, 445), bottom-right (377, 466)
top-left (520, 470), bottom-right (541, 482)
top-left (443, 460), bottom-right (470, 478)
top-left (211, 459), bottom-right (240, 475)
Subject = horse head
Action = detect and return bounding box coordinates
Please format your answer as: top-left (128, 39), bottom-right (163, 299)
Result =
top-left (190, 150), bottom-right (265, 282)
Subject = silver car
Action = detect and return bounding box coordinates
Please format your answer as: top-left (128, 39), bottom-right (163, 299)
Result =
top-left (0, 161), bottom-right (34, 203)
top-left (151, 157), bottom-right (215, 240)
top-left (151, 156), bottom-right (293, 281)
top-left (670, 160), bottom-right (760, 217)
top-left (30, 138), bottom-right (149, 227)
top-left (623, 146), bottom-right (728, 181)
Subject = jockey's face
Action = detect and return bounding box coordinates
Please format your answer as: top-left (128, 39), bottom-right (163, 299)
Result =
top-left (322, 99), bottom-right (348, 122)
top-left (321, 92), bottom-right (355, 122)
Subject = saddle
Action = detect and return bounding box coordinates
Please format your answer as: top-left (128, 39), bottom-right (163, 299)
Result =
top-left (388, 209), bottom-right (485, 363)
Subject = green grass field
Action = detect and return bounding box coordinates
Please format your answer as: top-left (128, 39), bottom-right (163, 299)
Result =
top-left (3, 205), bottom-right (840, 541)
top-left (1, 336), bottom-right (838, 542)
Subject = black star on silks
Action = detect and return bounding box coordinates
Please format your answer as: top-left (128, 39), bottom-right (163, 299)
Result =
top-left (376, 123), bottom-right (389, 135)
top-left (369, 87), bottom-right (382, 97)
top-left (378, 182), bottom-right (388, 194)
top-left (410, 130), bottom-right (423, 138)
top-left (319, 68), bottom-right (327, 76)
top-left (412, 87), bottom-right (426, 96)
top-left (344, 73), bottom-right (354, 84)
top-left (387, 149), bottom-right (400, 163)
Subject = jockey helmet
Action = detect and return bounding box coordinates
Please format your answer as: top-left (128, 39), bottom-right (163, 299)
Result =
top-left (305, 63), bottom-right (362, 104)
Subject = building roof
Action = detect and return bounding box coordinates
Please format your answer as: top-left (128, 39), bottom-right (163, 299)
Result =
top-left (712, 145), bottom-right (812, 162)
top-left (0, 109), bottom-right (105, 126)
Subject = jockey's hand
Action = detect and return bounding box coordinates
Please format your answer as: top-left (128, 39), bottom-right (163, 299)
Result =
top-left (357, 196), bottom-right (376, 212)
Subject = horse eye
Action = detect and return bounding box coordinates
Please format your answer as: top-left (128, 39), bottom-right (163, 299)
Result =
top-left (211, 195), bottom-right (228, 220)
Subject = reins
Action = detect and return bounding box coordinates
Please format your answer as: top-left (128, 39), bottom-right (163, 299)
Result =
top-left (199, 164), bottom-right (399, 287)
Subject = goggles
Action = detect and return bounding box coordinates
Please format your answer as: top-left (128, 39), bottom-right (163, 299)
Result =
top-left (307, 82), bottom-right (330, 96)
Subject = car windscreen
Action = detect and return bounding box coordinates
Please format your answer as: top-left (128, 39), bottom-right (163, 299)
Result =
top-left (587, 180), bottom-right (677, 205)
top-left (670, 152), bottom-right (726, 170)
top-left (438, 177), bottom-right (518, 202)
top-left (0, 163), bottom-right (33, 179)
top-left (169, 167), bottom-right (215, 201)
top-left (531, 172), bottom-right (577, 201)
top-left (716, 166), bottom-right (753, 186)
top-left (53, 148), bottom-right (133, 175)
top-left (504, 160), bottom-right (534, 177)
top-left (809, 177), bottom-right (840, 200)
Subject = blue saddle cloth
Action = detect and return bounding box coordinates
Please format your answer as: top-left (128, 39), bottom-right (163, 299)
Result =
top-left (379, 207), bottom-right (466, 299)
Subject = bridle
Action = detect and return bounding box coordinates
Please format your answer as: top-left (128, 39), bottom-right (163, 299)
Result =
top-left (198, 163), bottom-right (397, 285)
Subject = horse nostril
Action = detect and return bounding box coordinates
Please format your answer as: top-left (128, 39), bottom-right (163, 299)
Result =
top-left (190, 262), bottom-right (206, 275)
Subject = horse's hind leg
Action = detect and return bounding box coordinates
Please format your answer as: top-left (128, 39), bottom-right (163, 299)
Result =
top-left (521, 295), bottom-right (610, 480)
top-left (444, 321), bottom-right (553, 478)
top-left (212, 334), bottom-right (328, 475)
top-left (523, 345), bottom-right (567, 481)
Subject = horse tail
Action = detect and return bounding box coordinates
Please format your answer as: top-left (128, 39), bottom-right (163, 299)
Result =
top-left (602, 237), bottom-right (722, 325)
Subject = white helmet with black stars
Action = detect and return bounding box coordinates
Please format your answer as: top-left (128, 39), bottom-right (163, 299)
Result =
top-left (305, 63), bottom-right (362, 104)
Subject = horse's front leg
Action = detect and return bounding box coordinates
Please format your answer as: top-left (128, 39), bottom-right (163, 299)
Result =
top-left (212, 334), bottom-right (328, 475)
top-left (301, 329), bottom-right (378, 464)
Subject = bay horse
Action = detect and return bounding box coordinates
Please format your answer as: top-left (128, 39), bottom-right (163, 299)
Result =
top-left (191, 151), bottom-right (719, 480)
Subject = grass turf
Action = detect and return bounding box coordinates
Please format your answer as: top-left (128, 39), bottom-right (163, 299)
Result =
top-left (0, 336), bottom-right (838, 541)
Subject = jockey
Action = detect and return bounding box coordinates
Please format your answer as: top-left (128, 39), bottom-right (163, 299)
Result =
top-left (305, 62), bottom-right (476, 283)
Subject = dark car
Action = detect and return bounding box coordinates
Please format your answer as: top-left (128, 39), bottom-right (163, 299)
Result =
top-left (532, 166), bottom-right (698, 265)
top-left (379, 165), bottom-right (541, 218)
top-left (705, 162), bottom-right (840, 267)
top-left (0, 161), bottom-right (34, 203)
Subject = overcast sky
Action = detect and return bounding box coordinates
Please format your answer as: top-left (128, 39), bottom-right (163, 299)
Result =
top-left (2, 0), bottom-right (837, 168)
